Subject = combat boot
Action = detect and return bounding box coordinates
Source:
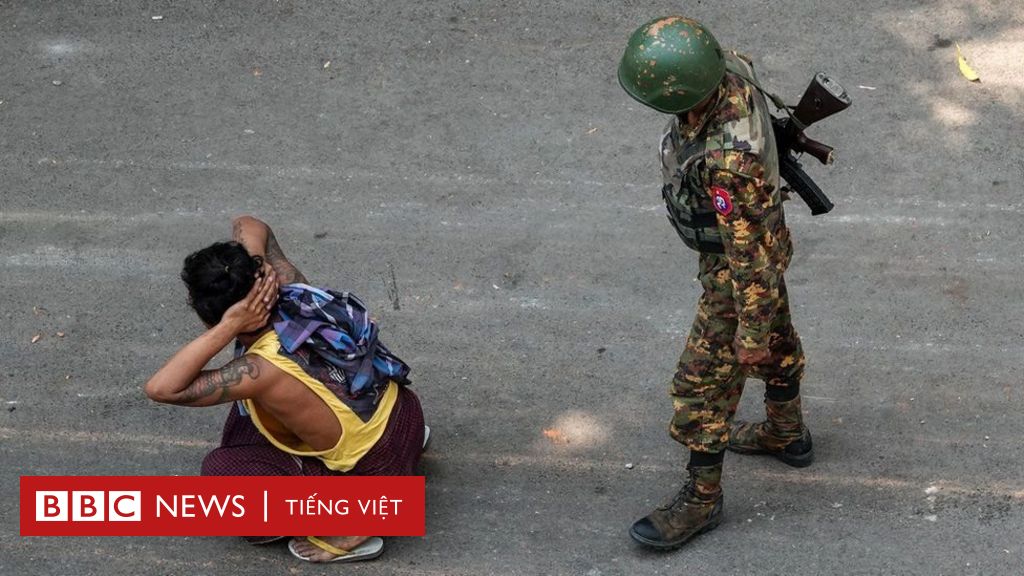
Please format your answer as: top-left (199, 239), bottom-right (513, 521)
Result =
top-left (629, 463), bottom-right (723, 550)
top-left (728, 396), bottom-right (813, 467)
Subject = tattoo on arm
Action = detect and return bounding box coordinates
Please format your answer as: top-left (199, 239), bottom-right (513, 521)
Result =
top-left (232, 219), bottom-right (244, 242)
top-left (266, 230), bottom-right (308, 284)
top-left (180, 357), bottom-right (261, 404)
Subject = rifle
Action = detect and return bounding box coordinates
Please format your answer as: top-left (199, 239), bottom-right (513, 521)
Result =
top-left (771, 73), bottom-right (852, 215)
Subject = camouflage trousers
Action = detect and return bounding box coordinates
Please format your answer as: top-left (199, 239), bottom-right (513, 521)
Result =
top-left (669, 253), bottom-right (806, 453)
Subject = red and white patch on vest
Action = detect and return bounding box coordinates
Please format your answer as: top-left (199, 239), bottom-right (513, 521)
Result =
top-left (711, 187), bottom-right (733, 216)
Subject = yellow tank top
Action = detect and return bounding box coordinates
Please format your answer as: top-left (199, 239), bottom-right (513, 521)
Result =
top-left (242, 331), bottom-right (398, 472)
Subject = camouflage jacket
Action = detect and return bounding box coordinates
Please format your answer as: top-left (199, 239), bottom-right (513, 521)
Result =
top-left (660, 54), bottom-right (793, 351)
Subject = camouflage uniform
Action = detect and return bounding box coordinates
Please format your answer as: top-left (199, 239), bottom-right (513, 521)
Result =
top-left (660, 54), bottom-right (806, 454)
top-left (623, 17), bottom-right (815, 551)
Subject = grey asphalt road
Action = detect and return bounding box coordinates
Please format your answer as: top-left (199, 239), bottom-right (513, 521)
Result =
top-left (2, 1), bottom-right (1022, 575)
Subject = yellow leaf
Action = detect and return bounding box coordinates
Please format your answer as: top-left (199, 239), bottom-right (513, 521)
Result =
top-left (955, 43), bottom-right (980, 82)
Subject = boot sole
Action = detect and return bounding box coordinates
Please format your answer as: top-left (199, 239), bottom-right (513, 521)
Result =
top-left (727, 445), bottom-right (814, 468)
top-left (628, 513), bottom-right (722, 551)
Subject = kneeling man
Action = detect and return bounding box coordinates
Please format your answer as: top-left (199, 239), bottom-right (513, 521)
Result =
top-left (144, 215), bottom-right (425, 563)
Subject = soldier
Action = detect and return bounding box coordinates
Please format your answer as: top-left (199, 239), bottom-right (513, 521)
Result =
top-left (618, 17), bottom-right (814, 550)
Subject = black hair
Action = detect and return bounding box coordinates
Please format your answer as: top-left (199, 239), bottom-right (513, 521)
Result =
top-left (180, 241), bottom-right (262, 326)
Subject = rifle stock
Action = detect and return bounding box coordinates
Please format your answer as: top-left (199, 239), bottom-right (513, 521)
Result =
top-left (791, 73), bottom-right (851, 130)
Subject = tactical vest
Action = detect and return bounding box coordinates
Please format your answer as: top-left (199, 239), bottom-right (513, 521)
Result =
top-left (659, 53), bottom-right (780, 253)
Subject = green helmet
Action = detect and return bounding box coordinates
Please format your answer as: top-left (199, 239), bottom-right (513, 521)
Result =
top-left (618, 17), bottom-right (726, 114)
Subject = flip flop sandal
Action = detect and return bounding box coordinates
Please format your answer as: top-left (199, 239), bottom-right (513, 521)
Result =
top-left (288, 536), bottom-right (384, 563)
top-left (422, 425), bottom-right (432, 452)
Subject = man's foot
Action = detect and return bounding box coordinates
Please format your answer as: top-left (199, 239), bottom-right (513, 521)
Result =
top-left (727, 397), bottom-right (813, 467)
top-left (287, 535), bottom-right (384, 563)
top-left (629, 464), bottom-right (723, 550)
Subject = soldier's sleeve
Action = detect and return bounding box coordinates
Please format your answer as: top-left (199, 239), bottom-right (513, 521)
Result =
top-left (709, 151), bottom-right (781, 351)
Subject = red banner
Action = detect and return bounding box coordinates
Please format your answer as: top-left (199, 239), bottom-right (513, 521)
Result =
top-left (20, 476), bottom-right (424, 536)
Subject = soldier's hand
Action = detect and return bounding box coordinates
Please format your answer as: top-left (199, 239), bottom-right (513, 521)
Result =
top-left (736, 346), bottom-right (770, 366)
